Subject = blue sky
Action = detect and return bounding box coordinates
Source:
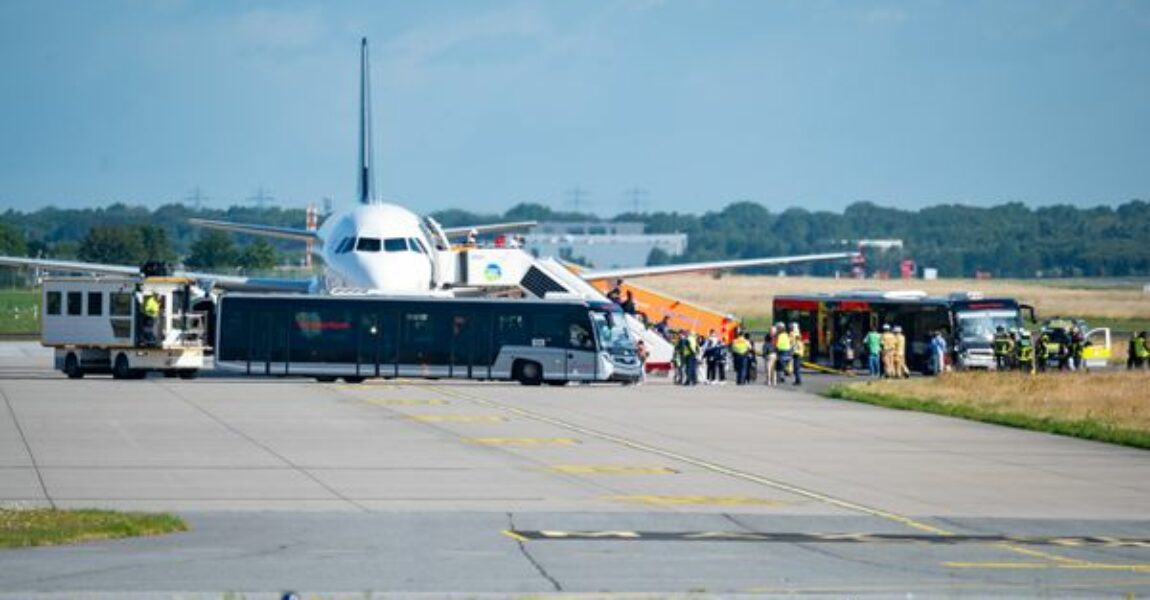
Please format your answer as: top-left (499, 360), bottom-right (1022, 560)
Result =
top-left (1, 0), bottom-right (1147, 215)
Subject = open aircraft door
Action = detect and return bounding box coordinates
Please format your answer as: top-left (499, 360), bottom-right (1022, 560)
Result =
top-left (1083, 327), bottom-right (1112, 369)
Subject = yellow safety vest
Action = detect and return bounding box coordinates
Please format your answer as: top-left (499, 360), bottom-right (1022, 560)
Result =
top-left (1135, 337), bottom-right (1149, 359)
top-left (792, 336), bottom-right (805, 357)
top-left (731, 337), bottom-right (750, 355)
top-left (142, 295), bottom-right (160, 318)
top-left (775, 332), bottom-right (791, 352)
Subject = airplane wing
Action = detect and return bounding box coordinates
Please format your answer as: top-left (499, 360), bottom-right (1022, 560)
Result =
top-left (441, 221), bottom-right (537, 239)
top-left (0, 255), bottom-right (140, 276)
top-left (578, 251), bottom-right (861, 281)
top-left (0, 255), bottom-right (314, 293)
top-left (189, 218), bottom-right (319, 242)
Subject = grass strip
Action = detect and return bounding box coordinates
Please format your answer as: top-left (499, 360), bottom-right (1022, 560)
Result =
top-left (0, 508), bottom-right (187, 548)
top-left (827, 382), bottom-right (1150, 450)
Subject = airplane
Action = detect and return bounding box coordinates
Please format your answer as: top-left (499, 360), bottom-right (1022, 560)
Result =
top-left (0, 38), bottom-right (859, 298)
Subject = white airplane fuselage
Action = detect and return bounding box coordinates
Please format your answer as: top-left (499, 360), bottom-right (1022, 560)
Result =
top-left (315, 203), bottom-right (439, 292)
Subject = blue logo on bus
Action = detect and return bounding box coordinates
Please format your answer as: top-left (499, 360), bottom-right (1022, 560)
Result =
top-left (483, 263), bottom-right (502, 282)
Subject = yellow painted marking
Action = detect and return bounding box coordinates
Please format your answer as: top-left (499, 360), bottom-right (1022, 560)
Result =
top-left (466, 437), bottom-right (580, 446)
top-left (407, 414), bottom-right (506, 422)
top-left (430, 385), bottom-right (1114, 570)
top-left (608, 495), bottom-right (786, 506)
top-left (361, 399), bottom-right (448, 406)
top-left (547, 465), bottom-right (676, 475)
top-left (946, 561), bottom-right (1150, 573)
top-left (500, 529), bottom-right (529, 542)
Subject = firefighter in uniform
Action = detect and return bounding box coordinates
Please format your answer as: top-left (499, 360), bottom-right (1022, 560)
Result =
top-left (1016, 330), bottom-right (1036, 374)
top-left (1036, 331), bottom-right (1051, 373)
top-left (993, 326), bottom-right (1013, 371)
top-left (879, 324), bottom-right (896, 378)
top-left (892, 325), bottom-right (909, 378)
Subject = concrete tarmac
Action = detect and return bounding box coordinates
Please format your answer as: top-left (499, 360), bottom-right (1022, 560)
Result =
top-left (1, 342), bottom-right (1148, 598)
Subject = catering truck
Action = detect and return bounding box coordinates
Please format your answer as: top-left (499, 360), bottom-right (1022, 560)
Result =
top-left (40, 275), bottom-right (211, 379)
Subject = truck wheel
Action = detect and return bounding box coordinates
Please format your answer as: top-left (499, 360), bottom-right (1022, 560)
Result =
top-left (112, 354), bottom-right (133, 380)
top-left (64, 353), bottom-right (84, 379)
top-left (342, 376), bottom-right (366, 384)
top-left (515, 360), bottom-right (543, 386)
top-left (315, 376), bottom-right (337, 383)
top-left (177, 369), bottom-right (199, 380)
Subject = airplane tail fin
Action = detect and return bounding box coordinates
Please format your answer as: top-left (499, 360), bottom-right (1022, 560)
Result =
top-left (357, 37), bottom-right (376, 205)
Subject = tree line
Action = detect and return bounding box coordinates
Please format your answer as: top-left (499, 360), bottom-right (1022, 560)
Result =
top-left (1, 199), bottom-right (1148, 278)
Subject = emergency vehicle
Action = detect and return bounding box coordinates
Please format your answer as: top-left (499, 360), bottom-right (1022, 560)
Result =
top-left (40, 274), bottom-right (212, 379)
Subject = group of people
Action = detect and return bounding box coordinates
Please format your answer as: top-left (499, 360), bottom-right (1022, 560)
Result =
top-left (668, 322), bottom-right (807, 387)
top-left (993, 325), bottom-right (1099, 373)
top-left (859, 324), bottom-right (918, 378)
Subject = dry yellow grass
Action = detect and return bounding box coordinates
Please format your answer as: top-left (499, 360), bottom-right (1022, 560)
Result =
top-left (642, 274), bottom-right (1150, 321)
top-left (849, 371), bottom-right (1150, 433)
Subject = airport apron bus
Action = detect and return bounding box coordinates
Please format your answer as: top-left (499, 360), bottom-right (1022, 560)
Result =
top-left (214, 294), bottom-right (642, 385)
top-left (772, 291), bottom-right (1034, 372)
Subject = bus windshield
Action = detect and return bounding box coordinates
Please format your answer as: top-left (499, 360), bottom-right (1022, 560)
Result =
top-left (590, 309), bottom-right (633, 354)
top-left (955, 309), bottom-right (1022, 344)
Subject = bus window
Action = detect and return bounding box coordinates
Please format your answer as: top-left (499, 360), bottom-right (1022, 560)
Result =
top-left (110, 293), bottom-right (132, 316)
top-left (67, 292), bottom-right (82, 316)
top-left (400, 307), bottom-right (449, 364)
top-left (290, 307), bottom-right (355, 364)
top-left (46, 291), bottom-right (61, 315)
top-left (532, 311), bottom-right (568, 348)
top-left (87, 292), bottom-right (103, 316)
top-left (495, 313), bottom-right (528, 347)
top-left (569, 322), bottom-right (594, 350)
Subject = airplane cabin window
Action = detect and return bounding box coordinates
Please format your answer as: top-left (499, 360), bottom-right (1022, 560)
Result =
top-left (383, 238), bottom-right (408, 252)
top-left (356, 237), bottom-right (382, 252)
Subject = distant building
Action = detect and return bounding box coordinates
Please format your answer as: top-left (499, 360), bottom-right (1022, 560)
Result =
top-left (523, 222), bottom-right (688, 269)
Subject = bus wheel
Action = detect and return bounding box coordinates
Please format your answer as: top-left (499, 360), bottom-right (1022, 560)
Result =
top-left (177, 369), bottom-right (199, 380)
top-left (342, 376), bottom-right (366, 384)
top-left (63, 353), bottom-right (84, 379)
top-left (515, 360), bottom-right (543, 386)
top-left (112, 354), bottom-right (133, 380)
top-left (315, 376), bottom-right (337, 383)
top-left (545, 380), bottom-right (568, 387)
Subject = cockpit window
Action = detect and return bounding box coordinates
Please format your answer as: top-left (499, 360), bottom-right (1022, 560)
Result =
top-left (383, 238), bottom-right (408, 252)
top-left (356, 237), bottom-right (382, 252)
top-left (409, 238), bottom-right (426, 254)
top-left (335, 237), bottom-right (355, 254)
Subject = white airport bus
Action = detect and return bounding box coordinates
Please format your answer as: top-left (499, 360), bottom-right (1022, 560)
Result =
top-left (214, 294), bottom-right (642, 385)
top-left (41, 276), bottom-right (211, 379)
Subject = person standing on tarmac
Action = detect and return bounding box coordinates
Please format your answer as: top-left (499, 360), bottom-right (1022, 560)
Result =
top-left (929, 330), bottom-right (948, 375)
top-left (789, 323), bottom-right (804, 386)
top-left (685, 332), bottom-right (701, 386)
top-left (775, 323), bottom-right (793, 382)
top-left (763, 326), bottom-right (779, 386)
top-left (730, 330), bottom-right (751, 385)
top-left (880, 324), bottom-right (896, 378)
top-left (864, 326), bottom-right (883, 378)
top-left (892, 325), bottom-right (909, 378)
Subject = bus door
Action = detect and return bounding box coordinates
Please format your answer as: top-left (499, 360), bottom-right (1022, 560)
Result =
top-left (566, 314), bottom-right (598, 380)
top-left (357, 310), bottom-right (398, 378)
top-left (449, 312), bottom-right (475, 378)
top-left (249, 307), bottom-right (288, 376)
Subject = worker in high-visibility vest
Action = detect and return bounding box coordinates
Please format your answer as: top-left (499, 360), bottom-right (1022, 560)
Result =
top-left (1129, 331), bottom-right (1149, 370)
top-left (775, 323), bottom-right (793, 379)
top-left (730, 331), bottom-right (751, 385)
top-left (140, 291), bottom-right (162, 346)
top-left (789, 323), bottom-right (804, 386)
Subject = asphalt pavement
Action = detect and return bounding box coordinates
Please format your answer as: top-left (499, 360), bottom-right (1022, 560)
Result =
top-left (1, 342), bottom-right (1148, 598)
